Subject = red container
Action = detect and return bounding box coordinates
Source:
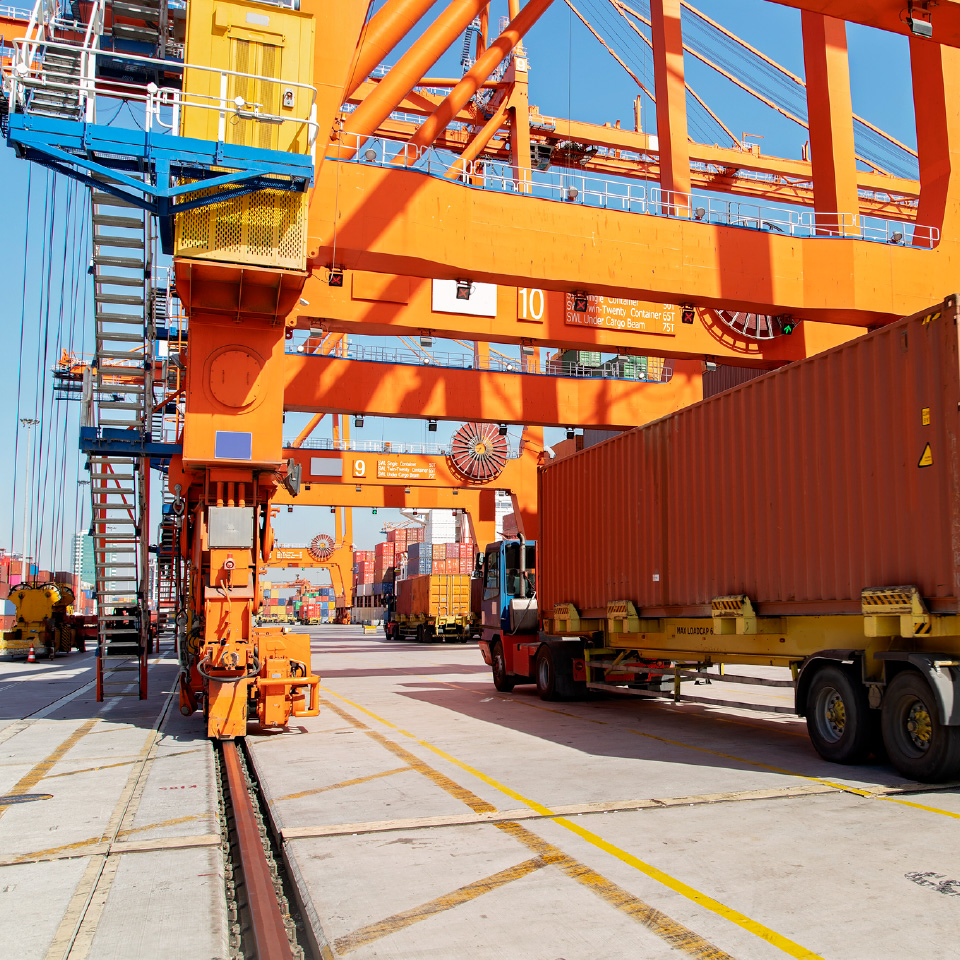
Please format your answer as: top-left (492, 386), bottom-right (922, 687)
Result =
top-left (540, 297), bottom-right (960, 618)
top-left (459, 543), bottom-right (474, 559)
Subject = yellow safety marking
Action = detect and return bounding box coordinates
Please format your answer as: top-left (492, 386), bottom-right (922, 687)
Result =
top-left (921, 310), bottom-right (940, 325)
top-left (922, 407), bottom-right (931, 426)
top-left (321, 698), bottom-right (496, 815)
top-left (918, 443), bottom-right (934, 468)
top-left (43, 748), bottom-right (202, 780)
top-left (0, 719), bottom-right (98, 818)
top-left (442, 680), bottom-right (960, 821)
top-left (319, 696), bottom-right (735, 960)
top-left (276, 766), bottom-right (411, 801)
top-left (334, 857), bottom-right (549, 954)
top-left (320, 687), bottom-right (821, 960)
top-left (5, 834), bottom-right (108, 864)
top-left (117, 814), bottom-right (206, 838)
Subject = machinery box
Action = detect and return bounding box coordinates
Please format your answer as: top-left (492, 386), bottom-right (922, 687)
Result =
top-left (540, 296), bottom-right (960, 618)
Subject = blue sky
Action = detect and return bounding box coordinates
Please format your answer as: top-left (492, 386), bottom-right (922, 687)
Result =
top-left (0, 0), bottom-right (918, 567)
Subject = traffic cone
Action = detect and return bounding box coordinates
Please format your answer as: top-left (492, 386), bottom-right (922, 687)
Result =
top-left (26, 646), bottom-right (35, 663)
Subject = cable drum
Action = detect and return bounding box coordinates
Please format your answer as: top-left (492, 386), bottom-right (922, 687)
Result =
top-left (308, 533), bottom-right (335, 561)
top-left (714, 310), bottom-right (798, 340)
top-left (449, 422), bottom-right (509, 482)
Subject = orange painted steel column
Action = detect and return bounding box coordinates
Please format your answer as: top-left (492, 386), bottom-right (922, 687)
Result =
top-left (402, 0), bottom-right (554, 159)
top-left (801, 13), bottom-right (859, 236)
top-left (650, 0), bottom-right (690, 209)
top-left (508, 58), bottom-right (533, 193)
top-left (345, 0), bottom-right (438, 99)
top-left (338, 0), bottom-right (490, 159)
top-left (910, 36), bottom-right (960, 245)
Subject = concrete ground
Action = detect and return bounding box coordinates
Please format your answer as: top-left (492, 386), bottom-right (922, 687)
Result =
top-left (4, 626), bottom-right (958, 960)
top-left (0, 649), bottom-right (227, 960)
top-left (249, 626), bottom-right (960, 960)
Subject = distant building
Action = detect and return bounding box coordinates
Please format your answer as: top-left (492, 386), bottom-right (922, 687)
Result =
top-left (73, 532), bottom-right (95, 587)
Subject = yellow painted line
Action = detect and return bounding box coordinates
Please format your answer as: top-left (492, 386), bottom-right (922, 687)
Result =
top-left (276, 766), bottom-right (410, 802)
top-left (320, 696), bottom-right (736, 960)
top-left (449, 681), bottom-right (960, 821)
top-left (319, 687), bottom-right (821, 959)
top-left (117, 814), bottom-right (207, 838)
top-left (0, 719), bottom-right (99, 818)
top-left (334, 857), bottom-right (548, 954)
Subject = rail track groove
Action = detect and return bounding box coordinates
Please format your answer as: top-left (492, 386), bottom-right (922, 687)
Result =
top-left (219, 740), bottom-right (308, 960)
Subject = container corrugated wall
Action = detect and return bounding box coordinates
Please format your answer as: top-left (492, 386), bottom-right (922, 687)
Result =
top-left (541, 296), bottom-right (960, 618)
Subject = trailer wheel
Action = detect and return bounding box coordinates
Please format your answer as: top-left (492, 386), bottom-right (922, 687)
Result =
top-left (805, 664), bottom-right (872, 764)
top-left (491, 641), bottom-right (515, 693)
top-left (881, 670), bottom-right (960, 782)
top-left (535, 645), bottom-right (560, 701)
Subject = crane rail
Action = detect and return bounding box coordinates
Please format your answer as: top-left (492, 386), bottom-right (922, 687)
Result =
top-left (219, 740), bottom-right (303, 960)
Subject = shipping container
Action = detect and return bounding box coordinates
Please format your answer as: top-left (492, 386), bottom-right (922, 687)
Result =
top-left (479, 296), bottom-right (960, 783)
top-left (388, 574), bottom-right (476, 642)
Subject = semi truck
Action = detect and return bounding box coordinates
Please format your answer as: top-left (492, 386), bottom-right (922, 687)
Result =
top-left (479, 296), bottom-right (960, 783)
top-left (385, 574), bottom-right (480, 642)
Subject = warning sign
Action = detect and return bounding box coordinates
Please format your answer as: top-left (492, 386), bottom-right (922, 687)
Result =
top-left (918, 443), bottom-right (934, 468)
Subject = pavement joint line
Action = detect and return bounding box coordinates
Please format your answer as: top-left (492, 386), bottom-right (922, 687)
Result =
top-left (42, 681), bottom-right (178, 960)
top-left (318, 695), bottom-right (740, 960)
top-left (281, 782), bottom-right (841, 841)
top-left (42, 747), bottom-right (204, 780)
top-left (319, 685), bottom-right (826, 960)
top-left (0, 832), bottom-right (222, 867)
top-left (332, 856), bottom-right (549, 955)
top-left (275, 765), bottom-right (412, 801)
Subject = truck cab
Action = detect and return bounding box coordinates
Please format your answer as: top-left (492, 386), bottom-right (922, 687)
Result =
top-left (478, 540), bottom-right (539, 687)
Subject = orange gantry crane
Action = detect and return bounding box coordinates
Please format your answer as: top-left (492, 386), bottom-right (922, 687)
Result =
top-left (6, 0), bottom-right (950, 737)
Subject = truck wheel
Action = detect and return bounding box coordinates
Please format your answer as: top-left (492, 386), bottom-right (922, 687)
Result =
top-left (881, 671), bottom-right (960, 782)
top-left (805, 664), bottom-right (872, 764)
top-left (535, 645), bottom-right (559, 701)
top-left (491, 641), bottom-right (515, 693)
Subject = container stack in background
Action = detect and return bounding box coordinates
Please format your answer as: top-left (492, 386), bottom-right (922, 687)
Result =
top-left (351, 514), bottom-right (477, 625)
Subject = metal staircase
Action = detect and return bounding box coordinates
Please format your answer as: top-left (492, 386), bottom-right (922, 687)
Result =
top-left (88, 182), bottom-right (154, 700)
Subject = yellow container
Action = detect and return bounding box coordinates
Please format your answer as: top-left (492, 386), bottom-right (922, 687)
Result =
top-left (174, 0), bottom-right (315, 269)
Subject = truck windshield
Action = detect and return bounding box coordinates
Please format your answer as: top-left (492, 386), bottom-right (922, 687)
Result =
top-left (504, 543), bottom-right (536, 598)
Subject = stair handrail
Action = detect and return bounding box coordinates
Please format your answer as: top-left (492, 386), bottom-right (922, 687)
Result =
top-left (79, 0), bottom-right (103, 123)
top-left (11, 0), bottom-right (55, 106)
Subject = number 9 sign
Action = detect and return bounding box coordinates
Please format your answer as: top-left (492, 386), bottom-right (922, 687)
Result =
top-left (353, 458), bottom-right (366, 478)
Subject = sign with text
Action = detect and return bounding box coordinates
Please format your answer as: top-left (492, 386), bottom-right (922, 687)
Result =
top-left (516, 288), bottom-right (677, 335)
top-left (376, 458), bottom-right (438, 481)
top-left (563, 294), bottom-right (677, 335)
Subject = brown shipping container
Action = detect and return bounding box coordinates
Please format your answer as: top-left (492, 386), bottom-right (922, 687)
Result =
top-left (540, 296), bottom-right (960, 618)
top-left (396, 575), bottom-right (472, 619)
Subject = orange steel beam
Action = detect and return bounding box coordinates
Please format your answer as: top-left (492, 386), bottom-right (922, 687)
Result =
top-left (303, 152), bottom-right (956, 324)
top-left (345, 0), bottom-right (438, 99)
top-left (282, 274), bottom-right (861, 363)
top-left (344, 82), bottom-right (920, 214)
top-left (291, 412), bottom-right (326, 448)
top-left (0, 14), bottom-right (31, 46)
top-left (764, 1), bottom-right (960, 48)
top-left (650, 0), bottom-right (691, 203)
top-left (337, 0), bottom-right (490, 159)
top-left (279, 445), bottom-right (539, 538)
top-left (306, 0), bottom-right (368, 164)
top-left (402, 0), bottom-right (553, 159)
top-left (282, 353), bottom-right (704, 428)
top-left (801, 13), bottom-right (860, 235)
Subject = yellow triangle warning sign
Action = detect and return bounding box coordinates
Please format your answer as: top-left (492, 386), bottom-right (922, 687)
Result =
top-left (918, 443), bottom-right (934, 468)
